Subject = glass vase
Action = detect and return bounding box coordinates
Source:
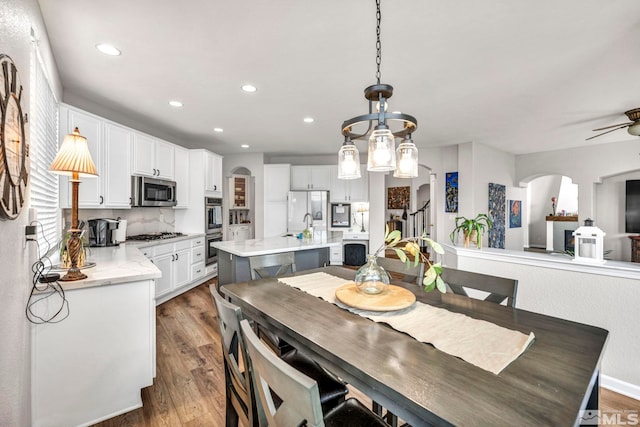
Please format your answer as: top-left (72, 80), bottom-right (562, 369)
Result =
top-left (355, 255), bottom-right (390, 295)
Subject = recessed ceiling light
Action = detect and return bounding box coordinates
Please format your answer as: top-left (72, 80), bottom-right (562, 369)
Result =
top-left (303, 117), bottom-right (314, 123)
top-left (95, 43), bottom-right (121, 56)
top-left (168, 100), bottom-right (183, 107)
top-left (241, 144), bottom-right (250, 149)
top-left (241, 84), bottom-right (257, 93)
top-left (214, 128), bottom-right (224, 133)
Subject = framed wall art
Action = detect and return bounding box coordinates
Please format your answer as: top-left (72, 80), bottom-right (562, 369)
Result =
top-left (445, 172), bottom-right (458, 213)
top-left (387, 186), bottom-right (410, 209)
top-left (509, 200), bottom-right (522, 228)
top-left (488, 183), bottom-right (505, 248)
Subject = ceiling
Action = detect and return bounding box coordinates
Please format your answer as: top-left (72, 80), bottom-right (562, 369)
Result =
top-left (37, 0), bottom-right (640, 157)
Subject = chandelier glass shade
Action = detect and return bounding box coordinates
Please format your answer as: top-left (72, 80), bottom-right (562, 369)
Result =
top-left (337, 0), bottom-right (419, 179)
top-left (394, 135), bottom-right (419, 178)
top-left (337, 138), bottom-right (361, 179)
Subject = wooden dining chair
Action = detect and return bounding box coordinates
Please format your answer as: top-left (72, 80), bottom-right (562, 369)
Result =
top-left (440, 267), bottom-right (518, 307)
top-left (376, 256), bottom-right (425, 286)
top-left (210, 284), bottom-right (257, 427)
top-left (240, 319), bottom-right (388, 427)
top-left (211, 286), bottom-right (348, 422)
top-left (249, 252), bottom-right (296, 280)
top-left (248, 252), bottom-right (298, 355)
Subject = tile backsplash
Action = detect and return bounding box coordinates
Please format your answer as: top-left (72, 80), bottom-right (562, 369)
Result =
top-left (63, 207), bottom-right (176, 236)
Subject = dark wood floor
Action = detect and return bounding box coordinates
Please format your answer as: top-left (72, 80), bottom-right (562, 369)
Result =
top-left (93, 279), bottom-right (640, 427)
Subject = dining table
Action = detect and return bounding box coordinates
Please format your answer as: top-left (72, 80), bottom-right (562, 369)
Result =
top-left (220, 265), bottom-right (608, 426)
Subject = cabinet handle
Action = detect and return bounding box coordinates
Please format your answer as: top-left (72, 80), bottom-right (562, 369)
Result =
top-left (150, 260), bottom-right (154, 264)
top-left (196, 269), bottom-right (201, 274)
top-left (175, 253), bottom-right (179, 260)
top-left (172, 254), bottom-right (175, 261)
top-left (129, 197), bottom-right (133, 205)
top-left (158, 169), bottom-right (160, 176)
top-left (100, 195), bottom-right (104, 204)
top-left (196, 253), bottom-right (201, 256)
top-left (153, 168), bottom-right (157, 176)
top-left (214, 185), bottom-right (217, 190)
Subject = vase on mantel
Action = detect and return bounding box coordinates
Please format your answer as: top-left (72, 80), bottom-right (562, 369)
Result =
top-left (355, 255), bottom-right (390, 295)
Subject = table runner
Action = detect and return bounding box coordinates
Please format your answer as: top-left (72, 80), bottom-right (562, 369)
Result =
top-left (278, 272), bottom-right (535, 375)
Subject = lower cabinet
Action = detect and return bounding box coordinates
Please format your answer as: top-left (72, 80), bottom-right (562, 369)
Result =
top-left (152, 240), bottom-right (191, 299)
top-left (141, 235), bottom-right (214, 304)
top-left (229, 224), bottom-right (251, 241)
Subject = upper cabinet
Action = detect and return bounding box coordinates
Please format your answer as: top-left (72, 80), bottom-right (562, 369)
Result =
top-left (330, 165), bottom-right (368, 203)
top-left (290, 165), bottom-right (331, 190)
top-left (264, 164), bottom-right (290, 202)
top-left (132, 133), bottom-right (174, 180)
top-left (59, 105), bottom-right (131, 209)
top-left (173, 146), bottom-right (190, 209)
top-left (205, 152), bottom-right (223, 197)
top-left (230, 174), bottom-right (250, 209)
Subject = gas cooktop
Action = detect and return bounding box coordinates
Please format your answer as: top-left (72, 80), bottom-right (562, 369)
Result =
top-left (127, 232), bottom-right (185, 241)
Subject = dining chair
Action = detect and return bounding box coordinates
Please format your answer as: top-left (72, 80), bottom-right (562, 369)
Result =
top-left (440, 267), bottom-right (518, 307)
top-left (248, 252), bottom-right (297, 355)
top-left (240, 319), bottom-right (388, 427)
top-left (376, 256), bottom-right (425, 286)
top-left (210, 284), bottom-right (257, 427)
top-left (210, 285), bottom-right (348, 422)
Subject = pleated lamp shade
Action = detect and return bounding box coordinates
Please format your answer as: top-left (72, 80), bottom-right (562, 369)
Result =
top-left (49, 127), bottom-right (98, 177)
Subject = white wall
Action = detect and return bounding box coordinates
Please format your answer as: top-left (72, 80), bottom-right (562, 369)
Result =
top-left (516, 138), bottom-right (640, 221)
top-left (0, 1), bottom-right (61, 425)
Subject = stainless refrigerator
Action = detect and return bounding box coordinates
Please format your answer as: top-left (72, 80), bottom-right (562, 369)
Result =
top-left (287, 191), bottom-right (328, 235)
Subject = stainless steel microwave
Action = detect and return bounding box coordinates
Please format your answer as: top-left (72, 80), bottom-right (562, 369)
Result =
top-left (131, 176), bottom-right (177, 207)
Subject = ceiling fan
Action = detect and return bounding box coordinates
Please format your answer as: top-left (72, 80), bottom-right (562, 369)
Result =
top-left (586, 108), bottom-right (640, 140)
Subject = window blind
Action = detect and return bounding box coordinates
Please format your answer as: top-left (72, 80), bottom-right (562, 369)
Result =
top-left (29, 44), bottom-right (60, 254)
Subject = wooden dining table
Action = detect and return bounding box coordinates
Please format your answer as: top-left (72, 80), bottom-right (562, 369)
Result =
top-left (220, 266), bottom-right (608, 426)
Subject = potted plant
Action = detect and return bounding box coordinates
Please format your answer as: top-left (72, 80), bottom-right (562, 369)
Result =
top-left (450, 214), bottom-right (493, 249)
top-left (357, 226), bottom-right (447, 294)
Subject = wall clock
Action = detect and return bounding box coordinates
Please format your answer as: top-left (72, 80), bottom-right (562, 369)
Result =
top-left (0, 54), bottom-right (29, 220)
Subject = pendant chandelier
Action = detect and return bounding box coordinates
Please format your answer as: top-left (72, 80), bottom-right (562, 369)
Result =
top-left (338, 0), bottom-right (419, 180)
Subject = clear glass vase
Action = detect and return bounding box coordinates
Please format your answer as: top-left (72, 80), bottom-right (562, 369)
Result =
top-left (355, 255), bottom-right (390, 295)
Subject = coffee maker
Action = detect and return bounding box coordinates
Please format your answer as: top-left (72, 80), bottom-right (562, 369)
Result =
top-left (88, 219), bottom-right (120, 247)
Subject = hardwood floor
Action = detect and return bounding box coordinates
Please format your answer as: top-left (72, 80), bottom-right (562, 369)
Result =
top-left (93, 280), bottom-right (639, 427)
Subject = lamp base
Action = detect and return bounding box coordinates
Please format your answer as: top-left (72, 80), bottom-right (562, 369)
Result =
top-left (59, 267), bottom-right (87, 282)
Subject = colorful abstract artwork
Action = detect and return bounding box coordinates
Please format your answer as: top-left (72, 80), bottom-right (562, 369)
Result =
top-left (509, 200), bottom-right (522, 228)
top-left (488, 183), bottom-right (505, 248)
top-left (445, 172), bottom-right (458, 213)
top-left (387, 186), bottom-right (410, 209)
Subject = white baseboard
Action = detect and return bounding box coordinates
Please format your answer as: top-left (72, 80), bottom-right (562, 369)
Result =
top-left (601, 374), bottom-right (640, 401)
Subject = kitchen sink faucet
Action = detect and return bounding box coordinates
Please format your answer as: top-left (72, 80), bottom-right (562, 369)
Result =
top-left (303, 212), bottom-right (312, 229)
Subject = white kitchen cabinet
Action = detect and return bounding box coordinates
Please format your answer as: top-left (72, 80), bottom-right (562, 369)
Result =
top-left (59, 105), bottom-right (131, 209)
top-left (132, 133), bottom-right (175, 180)
top-left (150, 240), bottom-right (191, 299)
top-left (330, 244), bottom-right (343, 265)
top-left (290, 165), bottom-right (331, 190)
top-left (191, 236), bottom-right (206, 282)
top-left (173, 146), bottom-right (190, 208)
top-left (330, 165), bottom-right (368, 202)
top-left (264, 201), bottom-right (288, 238)
top-left (264, 164), bottom-right (290, 202)
top-left (229, 224), bottom-right (251, 241)
top-left (205, 152), bottom-right (223, 197)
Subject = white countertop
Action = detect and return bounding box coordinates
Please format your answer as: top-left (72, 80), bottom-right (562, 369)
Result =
top-left (51, 244), bottom-right (161, 291)
top-left (211, 235), bottom-right (342, 257)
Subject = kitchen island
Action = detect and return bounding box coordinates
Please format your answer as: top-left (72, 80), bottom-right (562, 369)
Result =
top-left (213, 235), bottom-right (342, 285)
top-left (32, 245), bottom-right (160, 427)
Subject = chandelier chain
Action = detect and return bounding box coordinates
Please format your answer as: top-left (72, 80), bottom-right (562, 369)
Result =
top-left (375, 0), bottom-right (382, 84)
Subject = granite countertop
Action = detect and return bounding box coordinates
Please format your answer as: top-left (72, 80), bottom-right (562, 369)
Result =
top-left (51, 244), bottom-right (161, 291)
top-left (124, 233), bottom-right (205, 248)
top-left (211, 235), bottom-right (342, 257)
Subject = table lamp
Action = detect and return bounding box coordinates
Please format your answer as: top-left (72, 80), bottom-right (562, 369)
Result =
top-left (357, 205), bottom-right (368, 233)
top-left (49, 127), bottom-right (98, 281)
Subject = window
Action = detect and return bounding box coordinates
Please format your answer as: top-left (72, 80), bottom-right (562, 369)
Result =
top-left (29, 40), bottom-right (60, 253)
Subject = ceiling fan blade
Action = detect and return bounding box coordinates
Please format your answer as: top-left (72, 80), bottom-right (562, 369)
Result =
top-left (592, 122), bottom-right (633, 131)
top-left (586, 125), bottom-right (631, 141)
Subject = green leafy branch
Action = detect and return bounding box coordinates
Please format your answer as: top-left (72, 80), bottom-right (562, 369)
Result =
top-left (373, 225), bottom-right (447, 293)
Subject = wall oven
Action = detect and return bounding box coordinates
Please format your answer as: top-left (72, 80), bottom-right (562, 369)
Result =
top-left (205, 197), bottom-right (223, 265)
top-left (205, 197), bottom-right (223, 232)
